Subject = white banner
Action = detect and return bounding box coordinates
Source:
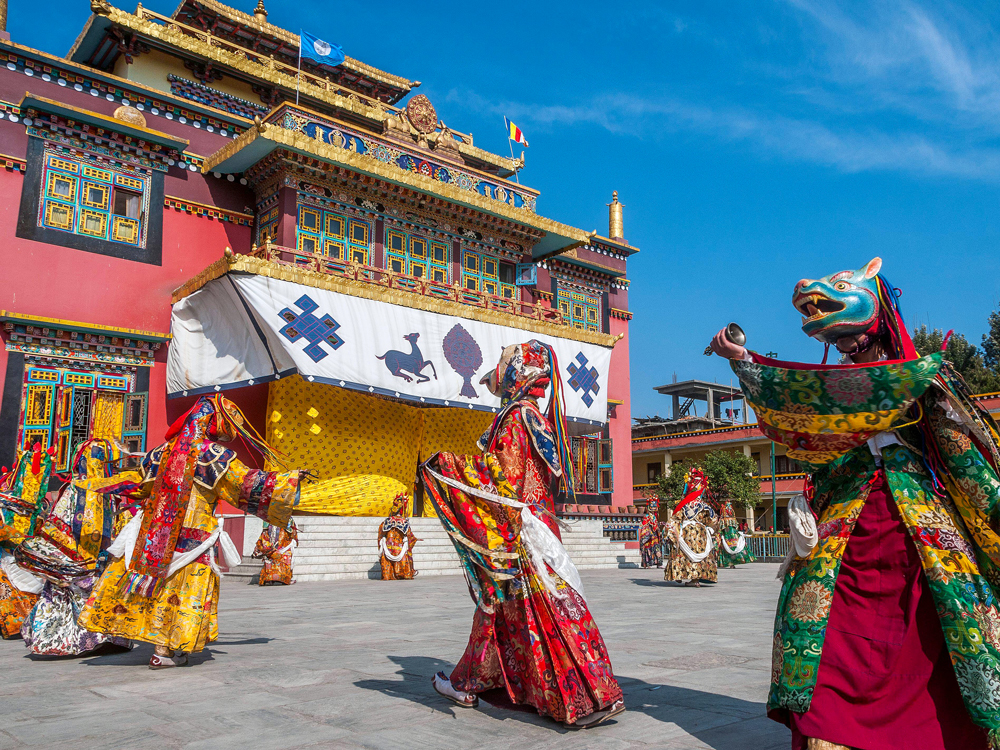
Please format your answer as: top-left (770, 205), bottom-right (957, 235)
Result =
top-left (167, 274), bottom-right (613, 424)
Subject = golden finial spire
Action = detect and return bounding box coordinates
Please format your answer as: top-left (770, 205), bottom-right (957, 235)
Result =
top-left (253, 0), bottom-right (268, 21)
top-left (608, 190), bottom-right (624, 240)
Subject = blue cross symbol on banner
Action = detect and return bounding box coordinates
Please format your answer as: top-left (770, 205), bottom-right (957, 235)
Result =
top-left (567, 352), bottom-right (600, 407)
top-left (277, 295), bottom-right (345, 362)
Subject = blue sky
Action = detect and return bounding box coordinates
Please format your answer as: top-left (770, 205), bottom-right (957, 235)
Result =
top-left (16, 1), bottom-right (1000, 418)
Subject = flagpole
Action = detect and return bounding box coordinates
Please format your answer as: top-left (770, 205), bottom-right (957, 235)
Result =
top-left (296, 38), bottom-right (302, 105)
top-left (505, 122), bottom-right (520, 185)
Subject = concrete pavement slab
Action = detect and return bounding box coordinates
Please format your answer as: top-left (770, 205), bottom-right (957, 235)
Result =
top-left (0, 564), bottom-right (790, 749)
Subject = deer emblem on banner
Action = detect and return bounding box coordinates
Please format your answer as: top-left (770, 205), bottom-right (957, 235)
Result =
top-left (377, 333), bottom-right (438, 383)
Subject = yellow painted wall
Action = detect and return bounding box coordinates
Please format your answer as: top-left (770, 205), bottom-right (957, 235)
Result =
top-left (266, 375), bottom-right (493, 516)
top-left (115, 48), bottom-right (266, 107)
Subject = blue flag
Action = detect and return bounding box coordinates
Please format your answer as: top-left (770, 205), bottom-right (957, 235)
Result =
top-left (300, 30), bottom-right (345, 67)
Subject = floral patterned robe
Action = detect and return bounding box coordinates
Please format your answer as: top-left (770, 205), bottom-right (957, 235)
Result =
top-left (423, 399), bottom-right (623, 724)
top-left (0, 449), bottom-right (51, 638)
top-left (20, 440), bottom-right (132, 655)
top-left (733, 353), bottom-right (1000, 746)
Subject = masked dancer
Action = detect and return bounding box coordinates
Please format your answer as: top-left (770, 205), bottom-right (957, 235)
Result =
top-left (665, 469), bottom-right (719, 587)
top-left (378, 492), bottom-right (418, 580)
top-left (714, 257), bottom-right (1000, 749)
top-left (639, 499), bottom-right (663, 568)
top-left (716, 500), bottom-right (754, 568)
top-left (252, 519), bottom-right (298, 586)
top-left (421, 340), bottom-right (624, 728)
top-left (78, 395), bottom-right (305, 669)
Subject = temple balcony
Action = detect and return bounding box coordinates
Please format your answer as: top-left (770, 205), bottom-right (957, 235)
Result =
top-left (171, 244), bottom-right (620, 348)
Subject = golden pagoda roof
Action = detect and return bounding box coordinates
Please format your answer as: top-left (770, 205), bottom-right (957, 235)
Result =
top-left (169, 0), bottom-right (415, 93)
top-left (69, 3), bottom-right (520, 174)
top-left (202, 117), bottom-right (594, 258)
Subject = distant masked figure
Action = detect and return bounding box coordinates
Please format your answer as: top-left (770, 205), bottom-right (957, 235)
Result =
top-left (715, 500), bottom-right (753, 568)
top-left (422, 340), bottom-right (624, 728)
top-left (639, 499), bottom-right (663, 568)
top-left (665, 469), bottom-right (719, 587)
top-left (252, 519), bottom-right (298, 586)
top-left (378, 493), bottom-right (417, 580)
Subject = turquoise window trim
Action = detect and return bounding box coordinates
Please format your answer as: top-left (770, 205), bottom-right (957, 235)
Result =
top-left (385, 228), bottom-right (450, 282)
top-left (39, 151), bottom-right (148, 247)
top-left (556, 282), bottom-right (601, 332)
top-left (461, 248), bottom-right (517, 300)
top-left (296, 202), bottom-right (370, 264)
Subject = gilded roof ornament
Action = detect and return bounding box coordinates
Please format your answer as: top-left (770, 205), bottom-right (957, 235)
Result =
top-left (608, 190), bottom-right (624, 241)
top-left (405, 94), bottom-right (437, 134)
top-left (112, 104), bottom-right (147, 127)
top-left (253, 0), bottom-right (267, 21)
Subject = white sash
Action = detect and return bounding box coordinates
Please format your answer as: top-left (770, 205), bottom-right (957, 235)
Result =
top-left (0, 552), bottom-right (43, 594)
top-left (777, 494), bottom-right (819, 579)
top-left (679, 520), bottom-right (714, 563)
top-left (379, 537), bottom-right (409, 563)
top-left (107, 510), bottom-right (242, 577)
top-left (720, 531), bottom-right (747, 556)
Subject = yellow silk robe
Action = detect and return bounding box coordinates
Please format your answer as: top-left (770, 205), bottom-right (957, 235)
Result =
top-left (79, 456), bottom-right (299, 653)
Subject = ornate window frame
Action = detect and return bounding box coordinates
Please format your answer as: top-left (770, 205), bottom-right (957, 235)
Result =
top-left (17, 139), bottom-right (164, 265)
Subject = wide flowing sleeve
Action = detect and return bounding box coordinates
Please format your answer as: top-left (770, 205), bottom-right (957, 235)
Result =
top-left (491, 409), bottom-right (557, 534)
top-left (214, 459), bottom-right (302, 528)
top-left (930, 408), bottom-right (1000, 517)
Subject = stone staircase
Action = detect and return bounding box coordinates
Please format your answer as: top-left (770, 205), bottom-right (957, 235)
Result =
top-left (224, 557), bottom-right (263, 584)
top-left (282, 516), bottom-right (640, 583)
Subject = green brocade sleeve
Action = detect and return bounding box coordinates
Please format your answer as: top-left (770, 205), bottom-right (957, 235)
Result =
top-left (929, 407), bottom-right (1000, 517)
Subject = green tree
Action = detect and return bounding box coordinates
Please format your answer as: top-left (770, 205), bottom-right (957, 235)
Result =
top-left (912, 325), bottom-right (1000, 394)
top-left (983, 304), bottom-right (1000, 378)
top-left (656, 450), bottom-right (759, 517)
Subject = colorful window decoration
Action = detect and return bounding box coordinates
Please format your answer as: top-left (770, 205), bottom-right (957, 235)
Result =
top-left (557, 283), bottom-right (601, 331)
top-left (297, 203), bottom-right (370, 264)
top-left (256, 205), bottom-right (280, 245)
top-left (461, 249), bottom-right (517, 299)
top-left (570, 435), bottom-right (602, 495)
top-left (38, 149), bottom-right (149, 247)
top-left (385, 229), bottom-right (450, 282)
top-left (16, 364), bottom-right (146, 472)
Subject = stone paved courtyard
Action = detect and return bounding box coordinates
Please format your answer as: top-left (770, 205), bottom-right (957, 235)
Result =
top-left (0, 564), bottom-right (790, 749)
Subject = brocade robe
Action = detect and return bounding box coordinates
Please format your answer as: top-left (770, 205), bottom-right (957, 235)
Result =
top-left (253, 525), bottom-right (297, 585)
top-left (79, 443), bottom-right (299, 653)
top-left (423, 399), bottom-right (623, 724)
top-left (768, 409), bottom-right (1000, 747)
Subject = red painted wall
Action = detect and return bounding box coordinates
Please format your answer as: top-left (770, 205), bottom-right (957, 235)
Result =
top-left (0, 64), bottom-right (255, 464)
top-left (608, 315), bottom-right (632, 508)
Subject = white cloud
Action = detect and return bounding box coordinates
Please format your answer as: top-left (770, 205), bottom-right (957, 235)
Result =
top-left (446, 1), bottom-right (1000, 182)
